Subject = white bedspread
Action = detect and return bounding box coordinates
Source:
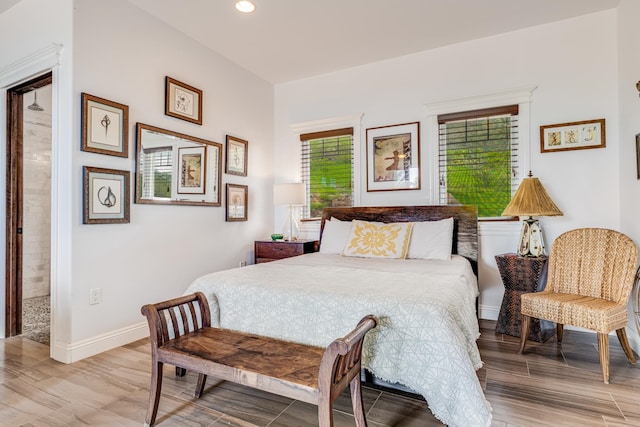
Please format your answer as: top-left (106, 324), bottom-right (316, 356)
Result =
top-left (185, 253), bottom-right (492, 427)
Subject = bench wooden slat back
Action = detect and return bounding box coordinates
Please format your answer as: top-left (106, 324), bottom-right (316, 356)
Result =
top-left (141, 292), bottom-right (211, 348)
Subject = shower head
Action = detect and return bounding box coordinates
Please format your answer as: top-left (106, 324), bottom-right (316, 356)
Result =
top-left (28, 91), bottom-right (44, 112)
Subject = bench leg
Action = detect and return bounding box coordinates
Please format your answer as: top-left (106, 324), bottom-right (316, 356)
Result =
top-left (317, 396), bottom-right (334, 427)
top-left (350, 376), bottom-right (368, 427)
top-left (195, 373), bottom-right (208, 398)
top-left (145, 361), bottom-right (164, 427)
top-left (175, 366), bottom-right (186, 377)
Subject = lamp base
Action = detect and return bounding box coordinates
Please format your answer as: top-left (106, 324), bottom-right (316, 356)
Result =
top-left (517, 217), bottom-right (546, 257)
top-left (282, 205), bottom-right (300, 242)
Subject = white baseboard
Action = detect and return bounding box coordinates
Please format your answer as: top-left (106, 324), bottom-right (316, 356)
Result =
top-left (478, 304), bottom-right (499, 321)
top-left (51, 321), bottom-right (149, 364)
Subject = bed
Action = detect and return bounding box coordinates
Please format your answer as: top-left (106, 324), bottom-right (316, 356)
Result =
top-left (184, 205), bottom-right (492, 427)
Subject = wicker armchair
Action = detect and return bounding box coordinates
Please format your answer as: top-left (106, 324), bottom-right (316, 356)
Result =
top-left (518, 228), bottom-right (638, 384)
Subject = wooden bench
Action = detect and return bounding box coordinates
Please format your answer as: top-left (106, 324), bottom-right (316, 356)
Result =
top-left (141, 292), bottom-right (378, 427)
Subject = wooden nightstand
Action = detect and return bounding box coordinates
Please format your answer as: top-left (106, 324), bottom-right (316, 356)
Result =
top-left (254, 239), bottom-right (318, 264)
top-left (494, 253), bottom-right (555, 342)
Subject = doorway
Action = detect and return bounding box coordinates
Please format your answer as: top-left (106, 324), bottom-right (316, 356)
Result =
top-left (5, 72), bottom-right (52, 344)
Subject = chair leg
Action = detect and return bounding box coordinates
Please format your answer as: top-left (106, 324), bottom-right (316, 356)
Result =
top-left (616, 328), bottom-right (637, 365)
top-left (145, 361), bottom-right (164, 427)
top-left (350, 376), bottom-right (368, 427)
top-left (195, 373), bottom-right (208, 398)
top-left (557, 324), bottom-right (564, 342)
top-left (597, 332), bottom-right (610, 384)
top-left (518, 314), bottom-right (531, 354)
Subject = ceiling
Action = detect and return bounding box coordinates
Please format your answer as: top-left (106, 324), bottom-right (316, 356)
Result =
top-left (2, 1), bottom-right (621, 84)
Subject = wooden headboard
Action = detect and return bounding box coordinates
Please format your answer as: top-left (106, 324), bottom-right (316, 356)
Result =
top-left (320, 205), bottom-right (478, 274)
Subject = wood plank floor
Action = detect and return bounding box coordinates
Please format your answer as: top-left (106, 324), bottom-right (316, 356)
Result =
top-left (1, 319), bottom-right (639, 426)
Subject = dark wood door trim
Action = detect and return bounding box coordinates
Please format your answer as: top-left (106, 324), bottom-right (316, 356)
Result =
top-left (6, 89), bottom-right (23, 337)
top-left (5, 72), bottom-right (52, 337)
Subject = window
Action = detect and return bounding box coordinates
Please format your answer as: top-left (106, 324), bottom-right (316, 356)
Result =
top-left (438, 105), bottom-right (519, 218)
top-left (142, 146), bottom-right (173, 199)
top-left (300, 127), bottom-right (354, 218)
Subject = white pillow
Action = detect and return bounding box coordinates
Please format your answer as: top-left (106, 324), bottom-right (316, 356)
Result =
top-left (319, 218), bottom-right (353, 254)
top-left (342, 220), bottom-right (413, 259)
top-left (407, 217), bottom-right (454, 260)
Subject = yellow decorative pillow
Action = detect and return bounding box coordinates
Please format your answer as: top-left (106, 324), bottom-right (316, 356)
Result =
top-left (342, 220), bottom-right (413, 259)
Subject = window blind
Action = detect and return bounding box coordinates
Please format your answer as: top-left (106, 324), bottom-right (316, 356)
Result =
top-left (300, 128), bottom-right (354, 218)
top-left (438, 105), bottom-right (519, 218)
top-left (142, 146), bottom-right (173, 199)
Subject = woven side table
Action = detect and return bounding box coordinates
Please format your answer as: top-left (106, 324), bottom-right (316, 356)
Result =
top-left (494, 253), bottom-right (555, 342)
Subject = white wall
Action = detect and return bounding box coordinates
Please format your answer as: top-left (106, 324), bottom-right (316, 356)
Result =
top-left (274, 10), bottom-right (621, 319)
top-left (617, 0), bottom-right (640, 350)
top-left (618, 2), bottom-right (640, 242)
top-left (69, 0), bottom-right (273, 358)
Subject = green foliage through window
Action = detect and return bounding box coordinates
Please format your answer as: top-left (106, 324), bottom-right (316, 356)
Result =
top-left (302, 133), bottom-right (353, 218)
top-left (153, 171), bottom-right (172, 198)
top-left (438, 109), bottom-right (518, 218)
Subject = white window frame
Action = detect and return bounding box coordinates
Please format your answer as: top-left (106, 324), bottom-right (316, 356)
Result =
top-left (425, 87), bottom-right (536, 205)
top-left (291, 113), bottom-right (364, 213)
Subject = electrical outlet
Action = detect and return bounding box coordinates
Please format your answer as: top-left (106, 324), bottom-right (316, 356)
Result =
top-left (239, 261), bottom-right (247, 268)
top-left (89, 288), bottom-right (102, 305)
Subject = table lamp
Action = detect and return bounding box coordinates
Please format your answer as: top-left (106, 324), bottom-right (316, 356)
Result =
top-left (273, 183), bottom-right (306, 241)
top-left (501, 172), bottom-right (563, 257)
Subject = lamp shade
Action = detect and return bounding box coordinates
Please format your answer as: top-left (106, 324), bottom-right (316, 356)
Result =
top-left (502, 175), bottom-right (563, 217)
top-left (273, 183), bottom-right (306, 206)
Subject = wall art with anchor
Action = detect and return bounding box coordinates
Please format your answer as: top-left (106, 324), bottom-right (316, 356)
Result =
top-left (83, 166), bottom-right (130, 224)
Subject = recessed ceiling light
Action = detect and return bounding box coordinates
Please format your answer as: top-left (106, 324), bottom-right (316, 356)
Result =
top-left (235, 1), bottom-right (255, 13)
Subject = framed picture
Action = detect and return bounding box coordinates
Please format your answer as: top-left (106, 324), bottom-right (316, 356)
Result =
top-left (225, 135), bottom-right (248, 176)
top-left (226, 183), bottom-right (248, 221)
top-left (366, 121), bottom-right (420, 192)
top-left (81, 93), bottom-right (129, 157)
top-left (540, 118), bottom-right (606, 153)
top-left (177, 146), bottom-right (207, 194)
top-left (636, 134), bottom-right (640, 180)
top-left (83, 166), bottom-right (130, 224)
top-left (165, 76), bottom-right (203, 125)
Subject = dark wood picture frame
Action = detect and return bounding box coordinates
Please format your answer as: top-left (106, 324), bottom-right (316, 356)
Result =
top-left (165, 76), bottom-right (203, 125)
top-left (226, 183), bottom-right (248, 221)
top-left (81, 93), bottom-right (129, 157)
top-left (540, 118), bottom-right (606, 153)
top-left (83, 166), bottom-right (130, 224)
top-left (225, 135), bottom-right (248, 176)
top-left (366, 121), bottom-right (421, 192)
top-left (135, 123), bottom-right (222, 207)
